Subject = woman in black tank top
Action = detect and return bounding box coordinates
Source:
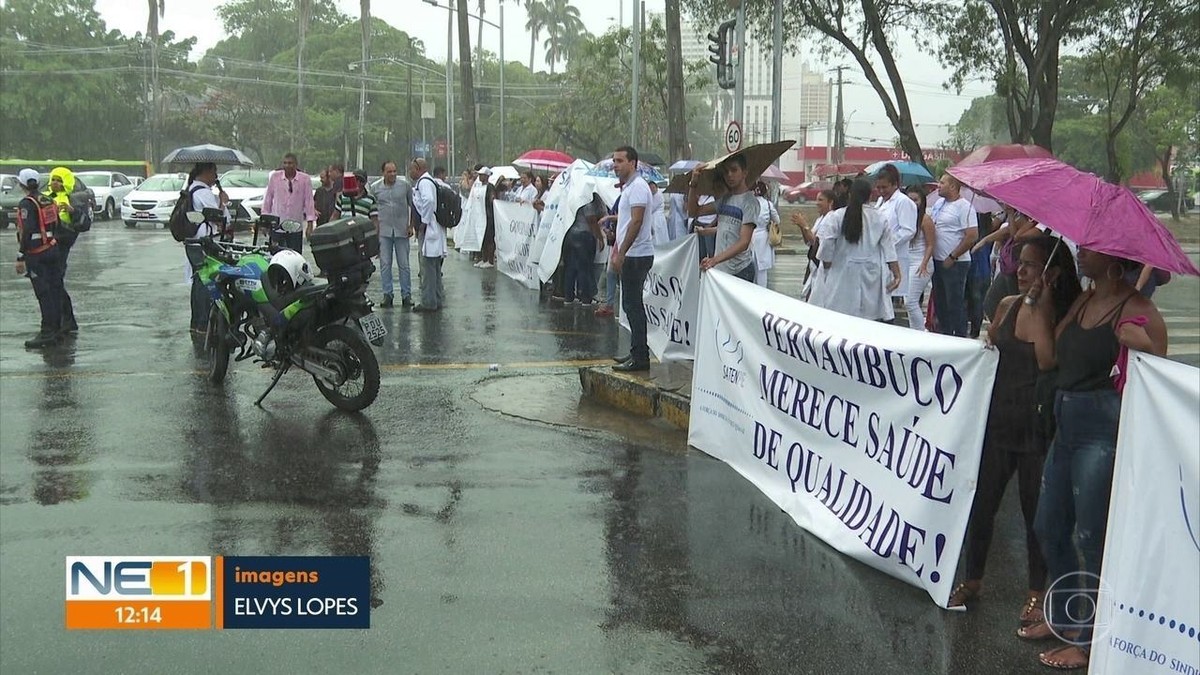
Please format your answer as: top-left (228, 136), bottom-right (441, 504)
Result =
top-left (950, 236), bottom-right (1081, 630)
top-left (1031, 248), bottom-right (1168, 671)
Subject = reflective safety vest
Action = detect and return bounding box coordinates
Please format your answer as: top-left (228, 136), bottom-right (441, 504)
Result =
top-left (17, 194), bottom-right (59, 255)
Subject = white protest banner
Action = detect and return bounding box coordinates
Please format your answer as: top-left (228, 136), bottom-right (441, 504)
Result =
top-left (535, 164), bottom-right (620, 283)
top-left (455, 182), bottom-right (487, 252)
top-left (492, 200), bottom-right (540, 290)
top-left (688, 271), bottom-right (997, 606)
top-left (618, 234), bottom-right (701, 361)
top-left (1089, 354), bottom-right (1199, 675)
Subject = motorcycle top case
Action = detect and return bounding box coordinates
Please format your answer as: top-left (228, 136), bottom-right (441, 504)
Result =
top-left (310, 217), bottom-right (379, 271)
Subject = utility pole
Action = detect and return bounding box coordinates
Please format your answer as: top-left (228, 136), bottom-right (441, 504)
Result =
top-left (832, 65), bottom-right (847, 165)
top-left (734, 0), bottom-right (746, 136)
top-left (499, 0), bottom-right (506, 162)
top-left (631, 0), bottom-right (640, 145)
top-left (406, 64), bottom-right (413, 160)
top-left (446, 9), bottom-right (454, 171)
top-left (355, 1), bottom-right (369, 169)
top-left (770, 0), bottom-right (782, 147)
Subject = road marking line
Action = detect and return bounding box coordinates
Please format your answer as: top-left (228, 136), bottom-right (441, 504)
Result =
top-left (0, 359), bottom-right (612, 379)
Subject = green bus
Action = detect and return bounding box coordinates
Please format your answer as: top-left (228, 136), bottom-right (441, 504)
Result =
top-left (0, 159), bottom-right (152, 180)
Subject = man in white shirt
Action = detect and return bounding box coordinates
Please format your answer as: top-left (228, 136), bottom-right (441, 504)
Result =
top-left (611, 146), bottom-right (654, 372)
top-left (874, 164), bottom-right (920, 324)
top-left (409, 158), bottom-right (446, 312)
top-left (184, 162), bottom-right (230, 334)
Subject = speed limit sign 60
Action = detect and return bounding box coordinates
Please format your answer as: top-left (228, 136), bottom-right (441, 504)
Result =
top-left (724, 120), bottom-right (743, 153)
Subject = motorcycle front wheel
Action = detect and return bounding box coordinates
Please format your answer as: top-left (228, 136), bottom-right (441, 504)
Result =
top-left (311, 324), bottom-right (380, 412)
top-left (206, 307), bottom-right (231, 384)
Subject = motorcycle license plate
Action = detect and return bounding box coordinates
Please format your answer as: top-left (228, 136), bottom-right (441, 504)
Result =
top-left (359, 313), bottom-right (387, 342)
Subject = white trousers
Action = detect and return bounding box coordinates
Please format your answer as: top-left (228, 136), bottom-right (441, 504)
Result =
top-left (905, 254), bottom-right (931, 330)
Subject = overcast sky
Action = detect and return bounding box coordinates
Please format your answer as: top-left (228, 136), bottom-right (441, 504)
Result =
top-left (92, 0), bottom-right (995, 147)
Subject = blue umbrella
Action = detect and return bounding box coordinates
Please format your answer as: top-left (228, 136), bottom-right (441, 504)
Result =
top-left (863, 160), bottom-right (933, 186)
top-left (587, 159), bottom-right (666, 184)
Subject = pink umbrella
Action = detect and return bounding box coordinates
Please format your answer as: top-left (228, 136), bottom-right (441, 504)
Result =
top-left (948, 158), bottom-right (1199, 276)
top-left (512, 149), bottom-right (574, 172)
top-left (952, 144), bottom-right (1055, 214)
top-left (958, 144), bottom-right (1055, 166)
top-left (760, 164), bottom-right (788, 182)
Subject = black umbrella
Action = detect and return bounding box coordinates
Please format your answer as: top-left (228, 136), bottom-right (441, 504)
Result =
top-left (162, 144), bottom-right (254, 167)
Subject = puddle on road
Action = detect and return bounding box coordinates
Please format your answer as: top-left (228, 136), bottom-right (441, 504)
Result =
top-left (470, 372), bottom-right (689, 455)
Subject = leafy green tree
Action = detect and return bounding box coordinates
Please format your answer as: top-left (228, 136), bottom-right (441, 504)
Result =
top-left (0, 0), bottom-right (195, 162)
top-left (945, 95), bottom-right (1007, 156)
top-left (932, 0), bottom-right (1103, 151)
top-left (685, 0), bottom-right (929, 167)
top-left (538, 20), bottom-right (708, 160)
top-left (1079, 0), bottom-right (1199, 185)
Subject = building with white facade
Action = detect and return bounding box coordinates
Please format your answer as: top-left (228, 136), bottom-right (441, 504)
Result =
top-left (678, 15), bottom-right (831, 149)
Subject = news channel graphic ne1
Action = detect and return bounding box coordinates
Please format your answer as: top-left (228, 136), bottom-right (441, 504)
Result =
top-left (65, 556), bottom-right (213, 630)
top-left (64, 555), bottom-right (372, 630)
top-left (217, 556), bottom-right (371, 629)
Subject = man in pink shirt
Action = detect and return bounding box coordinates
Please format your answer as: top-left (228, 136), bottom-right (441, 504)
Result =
top-left (261, 152), bottom-right (316, 252)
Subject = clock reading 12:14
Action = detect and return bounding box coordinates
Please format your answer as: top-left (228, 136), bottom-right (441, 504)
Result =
top-left (114, 606), bottom-right (163, 624)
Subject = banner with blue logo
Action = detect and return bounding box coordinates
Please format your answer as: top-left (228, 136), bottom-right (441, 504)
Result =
top-left (1090, 354), bottom-right (1200, 674)
top-left (688, 270), bottom-right (997, 606)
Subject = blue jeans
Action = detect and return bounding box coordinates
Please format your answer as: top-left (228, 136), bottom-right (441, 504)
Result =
top-left (605, 264), bottom-right (619, 307)
top-left (564, 229), bottom-right (597, 302)
top-left (932, 260), bottom-right (970, 337)
top-left (379, 234), bottom-right (411, 300)
top-left (699, 233), bottom-right (716, 260)
top-left (619, 255), bottom-right (654, 362)
top-left (1034, 389), bottom-right (1121, 646)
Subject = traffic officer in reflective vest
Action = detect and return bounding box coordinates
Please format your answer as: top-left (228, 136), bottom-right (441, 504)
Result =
top-left (14, 168), bottom-right (67, 349)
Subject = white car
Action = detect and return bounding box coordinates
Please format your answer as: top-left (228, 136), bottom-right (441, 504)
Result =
top-left (219, 169), bottom-right (273, 224)
top-left (121, 173), bottom-right (192, 228)
top-left (76, 171), bottom-right (138, 221)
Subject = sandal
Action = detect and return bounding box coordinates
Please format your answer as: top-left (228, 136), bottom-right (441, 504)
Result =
top-left (1016, 619), bottom-right (1055, 641)
top-left (948, 581), bottom-right (982, 608)
top-left (1020, 593), bottom-right (1045, 627)
top-left (1039, 645), bottom-right (1089, 670)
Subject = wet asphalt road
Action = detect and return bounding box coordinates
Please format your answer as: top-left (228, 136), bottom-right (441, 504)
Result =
top-left (1, 221), bottom-right (1197, 674)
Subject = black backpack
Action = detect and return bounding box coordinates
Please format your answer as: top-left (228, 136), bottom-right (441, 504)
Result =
top-left (169, 184), bottom-right (207, 242)
top-left (420, 177), bottom-right (462, 230)
top-left (64, 190), bottom-right (93, 233)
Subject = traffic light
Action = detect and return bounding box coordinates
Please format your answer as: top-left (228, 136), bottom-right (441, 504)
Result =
top-left (708, 20), bottom-right (736, 90)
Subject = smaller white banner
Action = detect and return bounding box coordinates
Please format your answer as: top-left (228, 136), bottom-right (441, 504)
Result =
top-left (1090, 354), bottom-right (1200, 675)
top-left (492, 200), bottom-right (540, 290)
top-left (455, 182), bottom-right (487, 252)
top-left (618, 234), bottom-right (701, 362)
top-left (536, 163), bottom-right (620, 283)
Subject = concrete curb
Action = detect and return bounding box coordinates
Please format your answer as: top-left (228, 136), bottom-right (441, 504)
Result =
top-left (578, 366), bottom-right (692, 430)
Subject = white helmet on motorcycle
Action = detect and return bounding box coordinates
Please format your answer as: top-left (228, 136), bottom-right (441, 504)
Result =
top-left (267, 249), bottom-right (313, 295)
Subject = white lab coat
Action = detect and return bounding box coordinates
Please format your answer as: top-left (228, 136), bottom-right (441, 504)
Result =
top-left (814, 205), bottom-right (898, 321)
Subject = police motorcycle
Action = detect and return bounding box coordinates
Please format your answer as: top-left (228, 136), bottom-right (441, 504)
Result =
top-left (184, 208), bottom-right (386, 412)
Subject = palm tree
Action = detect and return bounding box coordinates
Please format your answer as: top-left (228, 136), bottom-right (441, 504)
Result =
top-left (475, 0), bottom-right (485, 84)
top-left (524, 0), bottom-right (549, 73)
top-left (541, 0), bottom-right (583, 74)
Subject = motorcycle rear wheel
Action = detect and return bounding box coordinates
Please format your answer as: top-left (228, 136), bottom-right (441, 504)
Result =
top-left (311, 324), bottom-right (380, 412)
top-left (206, 307), bottom-right (231, 383)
